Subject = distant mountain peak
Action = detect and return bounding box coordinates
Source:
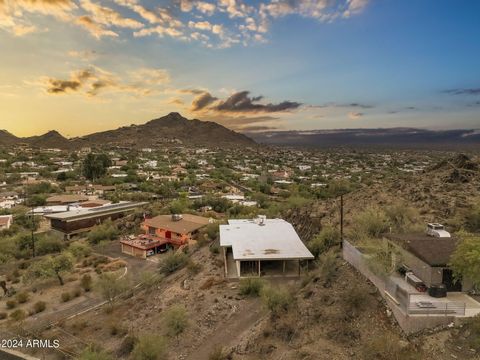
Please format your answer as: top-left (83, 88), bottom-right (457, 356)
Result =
top-left (0, 112), bottom-right (254, 149)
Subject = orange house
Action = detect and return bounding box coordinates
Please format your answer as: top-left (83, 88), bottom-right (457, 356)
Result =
top-left (141, 214), bottom-right (210, 247)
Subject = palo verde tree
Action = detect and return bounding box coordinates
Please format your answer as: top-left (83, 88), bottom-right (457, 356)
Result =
top-left (95, 272), bottom-right (130, 308)
top-left (450, 232), bottom-right (480, 289)
top-left (82, 153), bottom-right (112, 182)
top-left (27, 253), bottom-right (74, 286)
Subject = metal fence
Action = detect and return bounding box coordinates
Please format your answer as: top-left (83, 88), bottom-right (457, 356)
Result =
top-left (407, 300), bottom-right (466, 316)
top-left (343, 240), bottom-right (466, 317)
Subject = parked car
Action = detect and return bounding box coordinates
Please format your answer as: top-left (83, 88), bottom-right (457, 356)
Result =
top-left (426, 223), bottom-right (451, 238)
top-left (146, 249), bottom-right (155, 257)
top-left (405, 272), bottom-right (427, 292)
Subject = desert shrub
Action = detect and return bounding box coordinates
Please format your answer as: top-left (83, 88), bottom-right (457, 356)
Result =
top-left (80, 274), bottom-right (93, 292)
top-left (0, 312), bottom-right (7, 320)
top-left (308, 226), bottom-right (340, 258)
top-left (239, 278), bottom-right (264, 297)
top-left (465, 205), bottom-right (480, 233)
top-left (384, 202), bottom-right (418, 233)
top-left (87, 221), bottom-right (119, 245)
top-left (32, 301), bottom-right (47, 314)
top-left (344, 286), bottom-right (368, 316)
top-left (165, 305), bottom-right (189, 342)
top-left (69, 242), bottom-right (92, 259)
top-left (72, 288), bottom-right (81, 298)
top-left (351, 207), bottom-right (389, 239)
top-left (187, 261), bottom-right (202, 275)
top-left (15, 292), bottom-right (29, 304)
top-left (6, 300), bottom-right (16, 309)
top-left (159, 252), bottom-right (189, 275)
top-left (36, 236), bottom-right (65, 256)
top-left (117, 335), bottom-right (137, 357)
top-left (131, 334), bottom-right (168, 360)
top-left (208, 346), bottom-right (230, 360)
top-left (209, 244), bottom-right (220, 254)
top-left (261, 285), bottom-right (294, 316)
top-left (61, 292), bottom-right (71, 302)
top-left (316, 249), bottom-right (338, 286)
top-left (10, 309), bottom-right (26, 321)
top-left (109, 322), bottom-right (126, 336)
top-left (78, 347), bottom-right (113, 360)
top-left (361, 333), bottom-right (416, 360)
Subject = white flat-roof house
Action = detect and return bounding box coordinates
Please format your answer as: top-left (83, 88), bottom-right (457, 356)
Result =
top-left (220, 217), bottom-right (314, 278)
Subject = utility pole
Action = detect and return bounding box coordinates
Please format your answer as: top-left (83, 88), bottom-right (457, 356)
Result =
top-left (31, 203), bottom-right (35, 258)
top-left (340, 194), bottom-right (344, 248)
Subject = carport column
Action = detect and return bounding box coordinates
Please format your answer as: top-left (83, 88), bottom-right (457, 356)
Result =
top-left (258, 261), bottom-right (261, 277)
top-left (283, 260), bottom-right (286, 274)
top-left (236, 260), bottom-right (241, 277)
top-left (298, 260), bottom-right (301, 276)
top-left (223, 247), bottom-right (227, 278)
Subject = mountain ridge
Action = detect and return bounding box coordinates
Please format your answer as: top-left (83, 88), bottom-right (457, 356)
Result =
top-left (0, 113), bottom-right (256, 149)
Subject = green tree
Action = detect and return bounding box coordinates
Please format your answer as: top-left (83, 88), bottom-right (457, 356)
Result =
top-left (308, 226), bottom-right (340, 258)
top-left (95, 273), bottom-right (129, 307)
top-left (27, 253), bottom-right (74, 286)
top-left (82, 153), bottom-right (112, 182)
top-left (450, 232), bottom-right (480, 288)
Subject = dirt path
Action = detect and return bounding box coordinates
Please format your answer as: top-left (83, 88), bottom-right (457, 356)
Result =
top-left (185, 298), bottom-right (265, 360)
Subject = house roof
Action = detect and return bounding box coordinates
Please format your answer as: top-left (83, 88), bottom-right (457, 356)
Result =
top-left (0, 215), bottom-right (12, 226)
top-left (46, 195), bottom-right (89, 204)
top-left (144, 214), bottom-right (210, 234)
top-left (386, 233), bottom-right (458, 267)
top-left (45, 202), bottom-right (147, 222)
top-left (220, 218), bottom-right (314, 261)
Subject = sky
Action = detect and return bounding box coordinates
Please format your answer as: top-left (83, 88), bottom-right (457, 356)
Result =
top-left (0, 0), bottom-right (480, 137)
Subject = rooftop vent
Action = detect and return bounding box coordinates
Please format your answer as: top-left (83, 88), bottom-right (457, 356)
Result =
top-left (256, 215), bottom-right (267, 226)
top-left (171, 214), bottom-right (183, 222)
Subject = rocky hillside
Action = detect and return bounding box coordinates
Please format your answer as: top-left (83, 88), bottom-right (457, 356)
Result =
top-left (0, 113), bottom-right (256, 149)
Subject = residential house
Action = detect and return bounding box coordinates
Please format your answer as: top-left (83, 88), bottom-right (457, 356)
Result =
top-left (220, 216), bottom-right (314, 278)
top-left (121, 213), bottom-right (211, 258)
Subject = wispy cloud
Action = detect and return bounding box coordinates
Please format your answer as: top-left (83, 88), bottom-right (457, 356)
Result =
top-left (444, 88), bottom-right (480, 95)
top-left (1, 0), bottom-right (369, 47)
top-left (41, 66), bottom-right (171, 97)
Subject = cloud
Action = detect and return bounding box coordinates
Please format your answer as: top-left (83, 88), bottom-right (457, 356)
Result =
top-left (14, 0), bottom-right (77, 20)
top-left (67, 49), bottom-right (99, 61)
top-left (444, 88), bottom-right (480, 95)
top-left (211, 91), bottom-right (302, 113)
top-left (196, 1), bottom-right (216, 15)
top-left (261, 0), bottom-right (368, 22)
top-left (42, 66), bottom-right (171, 97)
top-left (310, 102), bottom-right (374, 109)
top-left (133, 24), bottom-right (184, 38)
top-left (190, 91), bottom-right (218, 111)
top-left (75, 15), bottom-right (119, 38)
top-left (347, 111), bottom-right (363, 119)
top-left (128, 68), bottom-right (170, 85)
top-left (79, 0), bottom-right (143, 29)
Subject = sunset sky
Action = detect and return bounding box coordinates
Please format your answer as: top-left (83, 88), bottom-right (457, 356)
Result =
top-left (1, 0), bottom-right (479, 137)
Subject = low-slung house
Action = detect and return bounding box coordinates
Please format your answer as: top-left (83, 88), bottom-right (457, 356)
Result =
top-left (386, 233), bottom-right (472, 292)
top-left (220, 217), bottom-right (314, 278)
top-left (121, 214), bottom-right (211, 258)
top-left (0, 215), bottom-right (13, 230)
top-left (46, 195), bottom-right (89, 206)
top-left (45, 202), bottom-right (147, 239)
